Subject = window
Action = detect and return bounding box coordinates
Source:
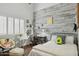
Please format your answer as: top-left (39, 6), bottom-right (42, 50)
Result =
top-left (8, 17), bottom-right (13, 34)
top-left (20, 19), bottom-right (24, 34)
top-left (0, 16), bottom-right (7, 35)
top-left (0, 16), bottom-right (25, 35)
top-left (15, 18), bottom-right (20, 34)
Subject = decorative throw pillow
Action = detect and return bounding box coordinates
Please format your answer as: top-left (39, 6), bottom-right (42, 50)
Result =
top-left (65, 36), bottom-right (74, 44)
top-left (51, 35), bottom-right (57, 43)
top-left (56, 36), bottom-right (62, 45)
top-left (62, 36), bottom-right (66, 44)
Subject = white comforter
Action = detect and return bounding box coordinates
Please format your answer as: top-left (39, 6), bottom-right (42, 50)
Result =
top-left (29, 41), bottom-right (78, 56)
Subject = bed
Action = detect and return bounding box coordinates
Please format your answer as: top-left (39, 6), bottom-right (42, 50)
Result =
top-left (28, 33), bottom-right (78, 56)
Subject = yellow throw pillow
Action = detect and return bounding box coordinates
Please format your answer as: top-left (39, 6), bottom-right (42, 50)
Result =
top-left (56, 36), bottom-right (62, 45)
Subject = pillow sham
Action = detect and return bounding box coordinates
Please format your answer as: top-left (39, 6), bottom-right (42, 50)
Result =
top-left (51, 35), bottom-right (66, 44)
top-left (51, 35), bottom-right (57, 43)
top-left (56, 36), bottom-right (62, 45)
top-left (65, 36), bottom-right (74, 44)
top-left (61, 35), bottom-right (66, 44)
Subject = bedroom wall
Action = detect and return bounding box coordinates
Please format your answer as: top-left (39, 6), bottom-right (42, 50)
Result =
top-left (0, 3), bottom-right (34, 34)
top-left (34, 3), bottom-right (58, 12)
top-left (34, 3), bottom-right (77, 33)
top-left (0, 3), bottom-right (33, 20)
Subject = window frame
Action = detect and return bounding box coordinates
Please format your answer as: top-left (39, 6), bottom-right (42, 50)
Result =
top-left (0, 16), bottom-right (25, 35)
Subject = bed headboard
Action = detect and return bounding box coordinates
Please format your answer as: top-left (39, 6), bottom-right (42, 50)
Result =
top-left (50, 32), bottom-right (78, 46)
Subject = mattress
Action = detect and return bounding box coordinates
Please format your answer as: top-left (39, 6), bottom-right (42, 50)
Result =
top-left (28, 41), bottom-right (78, 56)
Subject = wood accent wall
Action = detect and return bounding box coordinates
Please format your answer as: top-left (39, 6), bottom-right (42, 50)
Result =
top-left (77, 3), bottom-right (79, 28)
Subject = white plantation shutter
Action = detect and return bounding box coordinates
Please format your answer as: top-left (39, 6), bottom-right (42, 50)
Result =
top-left (0, 16), bottom-right (7, 35)
top-left (8, 17), bottom-right (13, 34)
top-left (15, 18), bottom-right (20, 34)
top-left (0, 16), bottom-right (25, 35)
top-left (20, 19), bottom-right (24, 34)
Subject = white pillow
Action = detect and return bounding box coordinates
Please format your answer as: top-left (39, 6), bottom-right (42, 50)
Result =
top-left (65, 36), bottom-right (74, 44)
top-left (51, 35), bottom-right (57, 43)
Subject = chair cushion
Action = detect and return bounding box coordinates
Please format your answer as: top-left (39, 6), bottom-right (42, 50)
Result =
top-left (0, 39), bottom-right (15, 48)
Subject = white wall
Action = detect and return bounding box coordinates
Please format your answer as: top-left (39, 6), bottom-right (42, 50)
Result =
top-left (0, 3), bottom-right (33, 20)
top-left (34, 3), bottom-right (58, 11)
